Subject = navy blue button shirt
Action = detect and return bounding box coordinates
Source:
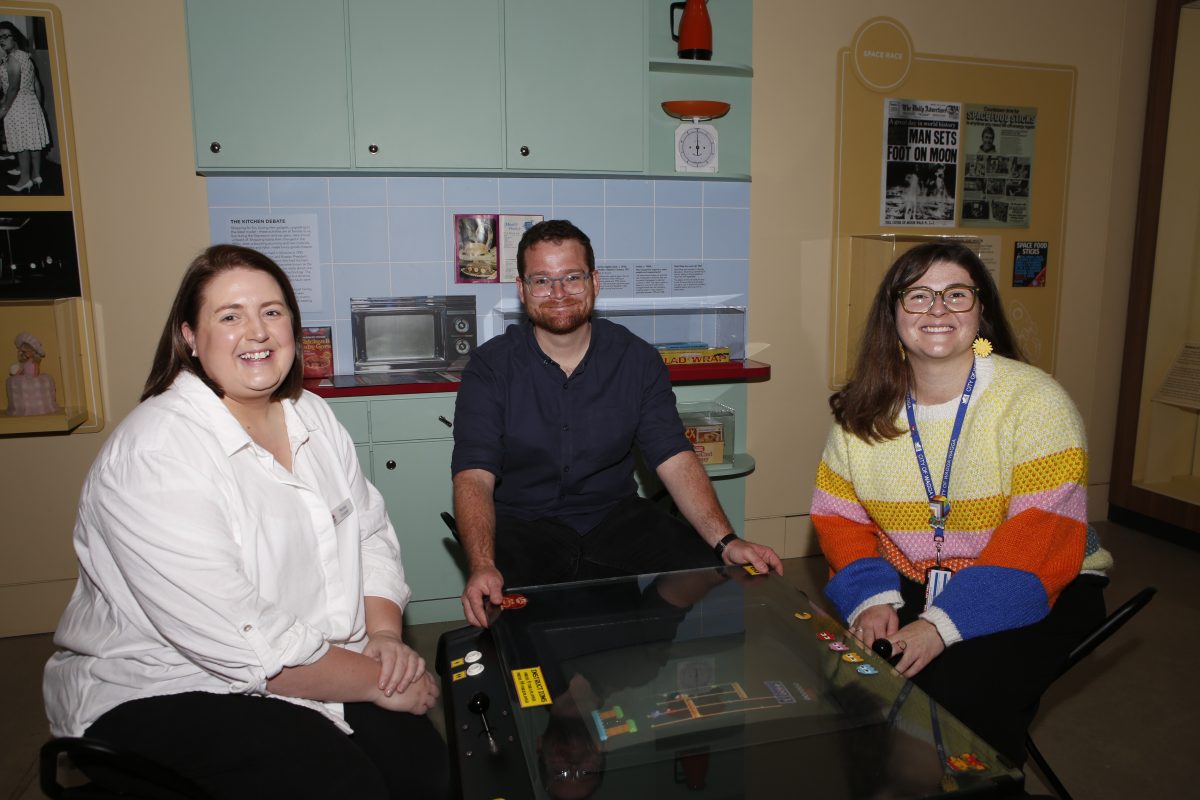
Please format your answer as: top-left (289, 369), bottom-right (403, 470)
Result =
top-left (451, 318), bottom-right (692, 532)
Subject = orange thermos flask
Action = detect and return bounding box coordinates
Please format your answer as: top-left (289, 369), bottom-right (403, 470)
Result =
top-left (670, 0), bottom-right (712, 61)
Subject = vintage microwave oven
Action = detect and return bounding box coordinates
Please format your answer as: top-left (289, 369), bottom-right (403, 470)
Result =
top-left (351, 295), bottom-right (477, 373)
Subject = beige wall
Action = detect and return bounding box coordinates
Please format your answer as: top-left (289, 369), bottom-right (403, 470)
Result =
top-left (0, 0), bottom-right (209, 635)
top-left (743, 0), bottom-right (1155, 557)
top-left (0, 0), bottom-right (1157, 634)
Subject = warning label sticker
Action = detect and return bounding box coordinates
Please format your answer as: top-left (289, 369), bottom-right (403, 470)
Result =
top-left (511, 667), bottom-right (552, 708)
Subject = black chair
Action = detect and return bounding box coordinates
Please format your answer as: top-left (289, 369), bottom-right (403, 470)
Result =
top-left (40, 737), bottom-right (211, 799)
top-left (441, 511), bottom-right (462, 544)
top-left (1026, 586), bottom-right (1157, 800)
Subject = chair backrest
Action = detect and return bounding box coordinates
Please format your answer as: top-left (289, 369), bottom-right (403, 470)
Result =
top-left (441, 511), bottom-right (462, 544)
top-left (40, 737), bottom-right (211, 800)
top-left (1060, 586), bottom-right (1157, 679)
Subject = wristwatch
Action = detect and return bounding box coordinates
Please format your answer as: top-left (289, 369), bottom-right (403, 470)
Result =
top-left (712, 532), bottom-right (739, 557)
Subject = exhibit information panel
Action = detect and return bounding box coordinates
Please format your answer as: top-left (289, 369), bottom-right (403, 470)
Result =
top-left (437, 567), bottom-right (1023, 799)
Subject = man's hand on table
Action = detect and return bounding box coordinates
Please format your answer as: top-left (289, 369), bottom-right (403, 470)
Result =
top-left (462, 564), bottom-right (505, 627)
top-left (721, 538), bottom-right (784, 575)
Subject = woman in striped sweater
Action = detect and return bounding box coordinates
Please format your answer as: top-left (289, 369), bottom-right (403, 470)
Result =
top-left (811, 241), bottom-right (1111, 764)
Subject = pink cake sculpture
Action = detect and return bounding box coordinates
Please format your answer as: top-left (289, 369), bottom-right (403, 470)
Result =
top-left (6, 331), bottom-right (58, 416)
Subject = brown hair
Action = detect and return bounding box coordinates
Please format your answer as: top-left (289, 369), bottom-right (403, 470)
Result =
top-left (141, 244), bottom-right (304, 402)
top-left (830, 241), bottom-right (1023, 442)
top-left (516, 219), bottom-right (595, 278)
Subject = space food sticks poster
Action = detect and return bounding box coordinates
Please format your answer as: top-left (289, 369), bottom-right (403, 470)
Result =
top-left (881, 99), bottom-right (960, 227)
top-left (961, 105), bottom-right (1037, 228)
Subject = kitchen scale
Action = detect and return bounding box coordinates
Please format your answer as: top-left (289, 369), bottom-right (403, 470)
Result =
top-left (662, 100), bottom-right (730, 174)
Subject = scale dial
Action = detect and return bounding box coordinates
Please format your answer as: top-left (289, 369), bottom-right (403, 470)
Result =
top-left (675, 122), bottom-right (719, 173)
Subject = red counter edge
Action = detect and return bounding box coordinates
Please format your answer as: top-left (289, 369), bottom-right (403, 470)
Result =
top-left (307, 360), bottom-right (771, 398)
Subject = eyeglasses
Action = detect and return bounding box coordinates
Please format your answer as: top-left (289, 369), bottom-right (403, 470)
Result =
top-left (522, 271), bottom-right (592, 297)
top-left (897, 284), bottom-right (979, 314)
top-left (546, 768), bottom-right (599, 785)
top-left (0, 34), bottom-right (13, 41)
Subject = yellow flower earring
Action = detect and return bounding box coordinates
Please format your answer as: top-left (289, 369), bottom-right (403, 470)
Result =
top-left (972, 335), bottom-right (993, 358)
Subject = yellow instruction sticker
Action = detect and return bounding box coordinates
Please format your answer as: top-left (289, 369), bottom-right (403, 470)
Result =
top-left (511, 667), bottom-right (552, 708)
top-left (450, 657), bottom-right (465, 668)
top-left (743, 564), bottom-right (762, 575)
top-left (451, 669), bottom-right (468, 682)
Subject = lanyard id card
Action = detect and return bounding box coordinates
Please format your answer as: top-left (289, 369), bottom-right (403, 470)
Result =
top-left (906, 363), bottom-right (977, 612)
top-left (925, 566), bottom-right (952, 609)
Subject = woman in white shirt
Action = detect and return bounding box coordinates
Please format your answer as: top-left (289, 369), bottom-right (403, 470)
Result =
top-left (44, 245), bottom-right (447, 799)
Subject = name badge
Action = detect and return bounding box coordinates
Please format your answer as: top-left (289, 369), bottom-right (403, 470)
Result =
top-left (331, 499), bottom-right (353, 525)
top-left (925, 567), bottom-right (952, 610)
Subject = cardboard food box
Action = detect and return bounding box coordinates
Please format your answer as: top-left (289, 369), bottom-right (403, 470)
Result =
top-left (683, 421), bottom-right (725, 464)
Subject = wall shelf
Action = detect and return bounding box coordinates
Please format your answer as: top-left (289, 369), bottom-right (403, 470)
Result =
top-left (649, 58), bottom-right (753, 77)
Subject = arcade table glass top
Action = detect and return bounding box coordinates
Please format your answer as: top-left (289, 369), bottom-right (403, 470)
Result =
top-left (437, 567), bottom-right (1023, 799)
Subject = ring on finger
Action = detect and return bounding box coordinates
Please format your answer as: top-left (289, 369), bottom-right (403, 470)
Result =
top-left (896, 640), bottom-right (907, 651)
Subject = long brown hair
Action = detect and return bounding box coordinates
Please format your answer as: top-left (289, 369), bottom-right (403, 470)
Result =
top-left (831, 241), bottom-right (1022, 442)
top-left (141, 245), bottom-right (304, 402)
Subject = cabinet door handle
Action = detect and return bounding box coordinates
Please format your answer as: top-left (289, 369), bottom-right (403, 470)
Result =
top-left (386, 459), bottom-right (396, 470)
top-left (368, 143), bottom-right (379, 154)
top-left (519, 145), bottom-right (530, 157)
top-left (209, 141), bottom-right (221, 154)
top-left (438, 416), bottom-right (453, 428)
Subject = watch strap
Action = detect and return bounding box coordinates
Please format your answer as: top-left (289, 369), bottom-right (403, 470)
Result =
top-left (713, 532), bottom-right (739, 557)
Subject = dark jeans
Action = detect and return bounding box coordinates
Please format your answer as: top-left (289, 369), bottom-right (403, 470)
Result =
top-left (84, 692), bottom-right (449, 800)
top-left (495, 495), bottom-right (721, 588)
top-left (899, 573), bottom-right (1108, 766)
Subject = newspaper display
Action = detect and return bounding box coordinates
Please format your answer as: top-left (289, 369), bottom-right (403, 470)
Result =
top-left (962, 105), bottom-right (1037, 228)
top-left (881, 99), bottom-right (960, 227)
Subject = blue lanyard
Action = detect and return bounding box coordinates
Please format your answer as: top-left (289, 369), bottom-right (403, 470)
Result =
top-left (905, 363), bottom-right (977, 564)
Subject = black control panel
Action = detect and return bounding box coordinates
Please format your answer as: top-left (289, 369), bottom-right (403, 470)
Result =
top-left (437, 625), bottom-right (535, 800)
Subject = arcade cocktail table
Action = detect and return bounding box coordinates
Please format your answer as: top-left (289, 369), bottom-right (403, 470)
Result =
top-left (437, 567), bottom-right (1023, 799)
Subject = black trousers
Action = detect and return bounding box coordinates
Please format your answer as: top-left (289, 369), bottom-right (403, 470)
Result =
top-left (495, 495), bottom-right (721, 588)
top-left (899, 573), bottom-right (1108, 766)
top-left (83, 692), bottom-right (449, 800)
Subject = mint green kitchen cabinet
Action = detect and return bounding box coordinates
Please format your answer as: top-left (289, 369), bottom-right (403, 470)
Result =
top-left (348, 0), bottom-right (504, 169)
top-left (328, 393), bottom-right (464, 625)
top-left (187, 1), bottom-right (750, 177)
top-left (371, 440), bottom-right (463, 624)
top-left (503, 0), bottom-right (645, 172)
top-left (185, 0), bottom-right (351, 170)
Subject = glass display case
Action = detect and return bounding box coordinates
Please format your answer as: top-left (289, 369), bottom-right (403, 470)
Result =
top-left (488, 299), bottom-right (747, 360)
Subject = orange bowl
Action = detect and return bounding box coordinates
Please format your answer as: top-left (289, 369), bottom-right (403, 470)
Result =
top-left (661, 100), bottom-right (731, 120)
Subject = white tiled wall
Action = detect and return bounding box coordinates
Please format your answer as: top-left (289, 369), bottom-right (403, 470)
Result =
top-left (207, 176), bottom-right (749, 375)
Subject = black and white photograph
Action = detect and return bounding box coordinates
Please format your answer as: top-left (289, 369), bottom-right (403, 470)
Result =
top-left (0, 211), bottom-right (80, 299)
top-left (880, 98), bottom-right (959, 227)
top-left (0, 14), bottom-right (60, 197)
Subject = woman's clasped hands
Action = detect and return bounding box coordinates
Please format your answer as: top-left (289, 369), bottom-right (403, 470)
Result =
top-left (364, 629), bottom-right (439, 714)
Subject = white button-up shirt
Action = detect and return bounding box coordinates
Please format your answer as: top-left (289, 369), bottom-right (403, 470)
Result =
top-left (44, 372), bottom-right (410, 736)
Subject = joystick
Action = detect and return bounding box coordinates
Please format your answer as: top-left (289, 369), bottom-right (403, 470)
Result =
top-left (468, 692), bottom-right (501, 756)
top-left (871, 639), bottom-right (902, 665)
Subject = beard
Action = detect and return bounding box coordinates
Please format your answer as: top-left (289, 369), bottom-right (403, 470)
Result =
top-left (526, 295), bottom-right (593, 335)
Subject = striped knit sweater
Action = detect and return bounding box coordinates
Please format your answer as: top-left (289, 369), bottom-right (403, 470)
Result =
top-left (811, 355), bottom-right (1112, 646)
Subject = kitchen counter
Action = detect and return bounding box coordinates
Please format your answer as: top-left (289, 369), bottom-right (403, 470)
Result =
top-left (307, 359), bottom-right (771, 398)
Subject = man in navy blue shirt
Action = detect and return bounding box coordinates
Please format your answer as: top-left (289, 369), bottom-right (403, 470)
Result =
top-left (452, 220), bottom-right (782, 627)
